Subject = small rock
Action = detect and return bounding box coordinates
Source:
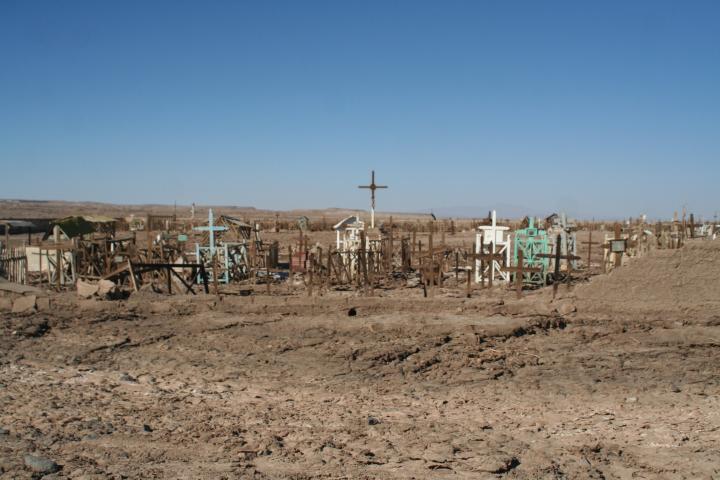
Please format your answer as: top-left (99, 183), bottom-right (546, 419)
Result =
top-left (76, 280), bottom-right (99, 298)
top-left (472, 454), bottom-right (520, 473)
top-left (555, 301), bottom-right (577, 316)
top-left (625, 396), bottom-right (638, 403)
top-left (0, 297), bottom-right (12, 312)
top-left (0, 427), bottom-right (9, 435)
top-left (97, 279), bottom-right (117, 297)
top-left (23, 454), bottom-right (60, 474)
top-left (347, 307), bottom-right (357, 317)
top-left (143, 424), bottom-right (153, 432)
top-left (36, 296), bottom-right (50, 311)
top-left (671, 385), bottom-right (681, 393)
top-left (422, 443), bottom-right (454, 463)
top-left (119, 373), bottom-right (137, 383)
top-left (150, 302), bottom-right (172, 314)
top-left (19, 320), bottom-right (49, 338)
top-left (367, 416), bottom-right (380, 425)
top-left (12, 295), bottom-right (37, 314)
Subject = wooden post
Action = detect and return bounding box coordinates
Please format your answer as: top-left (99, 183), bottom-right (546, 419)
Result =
top-left (266, 263), bottom-right (271, 295)
top-left (212, 252), bottom-right (219, 295)
top-left (552, 234), bottom-right (562, 298)
top-left (515, 250), bottom-right (524, 298)
top-left (307, 253), bottom-right (314, 297)
top-left (614, 223), bottom-right (622, 267)
top-left (128, 260), bottom-right (138, 291)
top-left (690, 214), bottom-right (695, 239)
top-left (387, 219), bottom-right (394, 274)
top-left (56, 249), bottom-right (62, 289)
top-left (411, 230), bottom-right (417, 267)
top-left (466, 242), bottom-right (474, 298)
top-left (479, 234), bottom-right (484, 288)
top-left (455, 251), bottom-right (459, 282)
top-left (327, 244), bottom-right (333, 285)
top-left (360, 230), bottom-right (369, 291)
top-left (488, 242), bottom-right (494, 288)
top-left (428, 231), bottom-right (434, 290)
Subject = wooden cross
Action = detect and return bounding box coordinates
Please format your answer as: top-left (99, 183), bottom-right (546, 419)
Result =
top-left (467, 238), bottom-right (504, 289)
top-left (501, 250), bottom-right (542, 298)
top-left (536, 233), bottom-right (581, 297)
top-left (582, 230), bottom-right (600, 269)
top-left (358, 170), bottom-right (388, 229)
top-left (600, 223), bottom-right (635, 270)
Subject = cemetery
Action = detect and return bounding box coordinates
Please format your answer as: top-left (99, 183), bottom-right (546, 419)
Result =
top-left (1, 180), bottom-right (719, 478)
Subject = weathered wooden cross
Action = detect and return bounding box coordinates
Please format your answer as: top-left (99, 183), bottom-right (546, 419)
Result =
top-left (536, 233), bottom-right (582, 297)
top-left (467, 237), bottom-right (505, 291)
top-left (582, 230), bottom-right (600, 269)
top-left (501, 250), bottom-right (542, 298)
top-left (600, 223), bottom-right (635, 270)
top-left (358, 170), bottom-right (388, 229)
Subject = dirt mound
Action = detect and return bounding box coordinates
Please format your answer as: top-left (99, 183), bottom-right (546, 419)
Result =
top-left (574, 239), bottom-right (720, 324)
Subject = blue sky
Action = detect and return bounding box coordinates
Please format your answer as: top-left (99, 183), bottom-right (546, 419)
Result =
top-left (1, 1), bottom-right (718, 219)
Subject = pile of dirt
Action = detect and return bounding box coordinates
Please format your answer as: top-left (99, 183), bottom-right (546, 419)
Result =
top-left (574, 239), bottom-right (720, 324)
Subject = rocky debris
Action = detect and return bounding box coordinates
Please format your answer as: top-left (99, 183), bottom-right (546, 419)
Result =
top-left (12, 294), bottom-right (37, 314)
top-left (0, 296), bottom-right (12, 311)
top-left (97, 279), bottom-right (118, 297)
top-left (14, 319), bottom-right (50, 338)
top-left (498, 298), bottom-right (559, 317)
top-left (76, 280), bottom-right (99, 299)
top-left (119, 373), bottom-right (137, 383)
top-left (473, 454), bottom-right (520, 474)
top-left (23, 454), bottom-right (60, 474)
top-left (36, 296), bottom-right (51, 311)
top-left (0, 279), bottom-right (44, 295)
top-left (1, 240), bottom-right (719, 479)
top-left (554, 300), bottom-right (577, 316)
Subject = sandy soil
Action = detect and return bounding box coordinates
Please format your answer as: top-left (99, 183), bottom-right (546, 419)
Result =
top-left (1, 240), bottom-right (719, 479)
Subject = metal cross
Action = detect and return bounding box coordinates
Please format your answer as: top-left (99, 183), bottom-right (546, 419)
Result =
top-left (358, 170), bottom-right (388, 229)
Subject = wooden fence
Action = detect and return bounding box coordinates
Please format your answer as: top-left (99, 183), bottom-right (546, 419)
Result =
top-left (0, 247), bottom-right (28, 284)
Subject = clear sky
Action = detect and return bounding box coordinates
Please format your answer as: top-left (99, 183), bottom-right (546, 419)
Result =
top-left (1, 1), bottom-right (718, 219)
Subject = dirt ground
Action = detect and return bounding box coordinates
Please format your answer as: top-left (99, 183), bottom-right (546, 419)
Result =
top-left (2, 240), bottom-right (720, 479)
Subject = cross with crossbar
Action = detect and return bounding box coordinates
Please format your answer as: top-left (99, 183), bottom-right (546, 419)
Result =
top-left (501, 250), bottom-right (542, 298)
top-left (358, 170), bottom-right (388, 229)
top-left (193, 209), bottom-right (228, 256)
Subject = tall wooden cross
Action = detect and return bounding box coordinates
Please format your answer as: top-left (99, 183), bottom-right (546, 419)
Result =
top-left (600, 223), bottom-right (634, 270)
top-left (582, 230), bottom-right (600, 269)
top-left (501, 250), bottom-right (542, 298)
top-left (536, 233), bottom-right (581, 298)
top-left (465, 239), bottom-right (505, 296)
top-left (358, 170), bottom-right (388, 229)
top-left (193, 209), bottom-right (227, 256)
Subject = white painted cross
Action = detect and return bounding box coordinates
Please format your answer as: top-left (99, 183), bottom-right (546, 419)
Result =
top-left (475, 210), bottom-right (511, 284)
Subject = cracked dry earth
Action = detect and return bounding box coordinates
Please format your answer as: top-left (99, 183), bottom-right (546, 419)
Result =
top-left (2, 241), bottom-right (720, 479)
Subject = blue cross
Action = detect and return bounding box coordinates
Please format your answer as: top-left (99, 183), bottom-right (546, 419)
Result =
top-left (193, 209), bottom-right (227, 255)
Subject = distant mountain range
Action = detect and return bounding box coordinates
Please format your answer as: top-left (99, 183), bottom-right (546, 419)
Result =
top-left (421, 204), bottom-right (559, 220)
